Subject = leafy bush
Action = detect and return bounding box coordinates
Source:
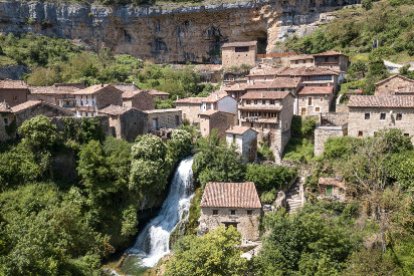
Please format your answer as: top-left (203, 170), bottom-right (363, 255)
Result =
top-left (260, 188), bottom-right (277, 204)
top-left (245, 164), bottom-right (297, 194)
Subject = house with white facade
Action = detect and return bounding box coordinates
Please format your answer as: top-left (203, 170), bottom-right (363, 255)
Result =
top-left (226, 126), bottom-right (257, 162)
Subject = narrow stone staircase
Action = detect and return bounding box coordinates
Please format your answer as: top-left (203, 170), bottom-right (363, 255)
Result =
top-left (286, 176), bottom-right (305, 214)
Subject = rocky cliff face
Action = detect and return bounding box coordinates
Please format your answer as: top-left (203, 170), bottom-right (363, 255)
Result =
top-left (0, 0), bottom-right (358, 63)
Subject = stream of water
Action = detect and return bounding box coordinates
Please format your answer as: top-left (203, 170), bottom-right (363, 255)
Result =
top-left (125, 156), bottom-right (194, 270)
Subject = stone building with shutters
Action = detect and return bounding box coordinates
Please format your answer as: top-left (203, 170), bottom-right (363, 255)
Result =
top-left (199, 110), bottom-right (235, 138)
top-left (0, 80), bottom-right (30, 107)
top-left (199, 182), bottom-right (262, 242)
top-left (348, 95), bottom-right (414, 143)
top-left (374, 74), bottom-right (414, 96)
top-left (144, 108), bottom-right (182, 133)
top-left (318, 177), bottom-right (346, 202)
top-left (297, 85), bottom-right (335, 116)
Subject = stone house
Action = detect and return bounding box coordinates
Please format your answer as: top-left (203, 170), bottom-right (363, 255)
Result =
top-left (288, 54), bottom-right (315, 68)
top-left (175, 97), bottom-right (204, 124)
top-left (199, 110), bottom-right (236, 138)
top-left (98, 105), bottom-right (148, 141)
top-left (0, 80), bottom-right (30, 107)
top-left (200, 92), bottom-right (238, 115)
top-left (144, 108), bottom-right (182, 132)
top-left (199, 182), bottom-right (262, 242)
top-left (225, 126), bottom-right (258, 162)
top-left (0, 100), bottom-right (74, 141)
top-left (221, 41), bottom-right (257, 69)
top-left (29, 83), bottom-right (84, 108)
top-left (314, 112), bottom-right (348, 156)
top-left (313, 50), bottom-right (349, 72)
top-left (297, 85), bottom-right (335, 116)
top-left (238, 91), bottom-right (294, 163)
top-left (348, 95), bottom-right (414, 143)
top-left (122, 90), bottom-right (154, 110)
top-left (222, 82), bottom-right (249, 101)
top-left (147, 89), bottom-right (169, 101)
top-left (246, 65), bottom-right (283, 84)
top-left (374, 74), bottom-right (414, 96)
top-left (277, 66), bottom-right (340, 86)
top-left (318, 177), bottom-right (346, 201)
top-left (72, 84), bottom-right (123, 117)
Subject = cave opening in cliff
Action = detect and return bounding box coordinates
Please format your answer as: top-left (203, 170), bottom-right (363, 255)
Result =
top-left (257, 36), bottom-right (268, 54)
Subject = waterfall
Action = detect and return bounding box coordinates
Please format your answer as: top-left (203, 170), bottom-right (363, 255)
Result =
top-left (127, 156), bottom-right (194, 268)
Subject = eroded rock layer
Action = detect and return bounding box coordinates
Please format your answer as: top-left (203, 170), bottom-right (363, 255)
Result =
top-left (0, 0), bottom-right (358, 63)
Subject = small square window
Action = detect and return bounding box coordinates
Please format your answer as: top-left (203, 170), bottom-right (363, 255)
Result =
top-left (365, 113), bottom-right (370, 120)
top-left (230, 210), bottom-right (236, 215)
top-left (213, 210), bottom-right (218, 215)
top-left (270, 100), bottom-right (275, 105)
top-left (396, 113), bottom-right (402, 120)
top-left (358, 131), bottom-right (363, 137)
top-left (247, 210), bottom-right (253, 216)
top-left (380, 113), bottom-right (386, 120)
top-left (315, 107), bottom-right (320, 112)
top-left (262, 100), bottom-right (266, 105)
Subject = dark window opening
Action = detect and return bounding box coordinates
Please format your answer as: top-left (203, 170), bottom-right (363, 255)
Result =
top-left (175, 115), bottom-right (180, 126)
top-left (365, 113), bottom-right (370, 120)
top-left (235, 46), bottom-right (249, 52)
top-left (230, 210), bottom-right (236, 215)
top-left (404, 133), bottom-right (410, 137)
top-left (358, 131), bottom-right (363, 137)
top-left (247, 210), bottom-right (253, 216)
top-left (380, 113), bottom-right (386, 120)
top-left (213, 210), bottom-right (218, 215)
top-left (396, 113), bottom-right (402, 120)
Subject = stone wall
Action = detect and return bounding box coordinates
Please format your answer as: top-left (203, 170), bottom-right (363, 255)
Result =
top-left (348, 107), bottom-right (414, 144)
top-left (199, 111), bottom-right (235, 137)
top-left (176, 103), bottom-right (201, 124)
top-left (145, 108), bottom-right (182, 131)
top-left (199, 207), bottom-right (261, 241)
top-left (0, 0), bottom-right (358, 64)
top-left (314, 124), bottom-right (346, 156)
top-left (298, 94), bottom-right (333, 116)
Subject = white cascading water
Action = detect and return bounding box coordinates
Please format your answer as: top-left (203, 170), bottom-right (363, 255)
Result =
top-left (127, 156), bottom-right (194, 268)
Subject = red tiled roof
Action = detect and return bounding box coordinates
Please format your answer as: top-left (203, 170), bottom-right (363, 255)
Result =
top-left (175, 97), bottom-right (204, 104)
top-left (348, 95), bottom-right (414, 108)
top-left (147, 89), bottom-right (169, 96)
top-left (122, 90), bottom-right (149, 99)
top-left (11, 100), bottom-right (42, 113)
top-left (240, 91), bottom-right (290, 100)
top-left (298, 86), bottom-right (334, 95)
top-left (99, 104), bottom-right (136, 116)
top-left (248, 66), bottom-right (283, 76)
top-left (247, 77), bottom-right (302, 90)
top-left (222, 41), bottom-right (257, 48)
top-left (202, 91), bottom-right (228, 103)
top-left (72, 84), bottom-right (122, 95)
top-left (226, 126), bottom-right (257, 135)
top-left (30, 85), bottom-right (81, 95)
top-left (375, 74), bottom-right (414, 87)
top-left (199, 109), bottom-right (219, 117)
top-left (277, 66), bottom-right (339, 76)
top-left (0, 80), bottom-right (28, 90)
top-left (200, 182), bottom-right (261, 209)
top-left (223, 83), bottom-right (249, 92)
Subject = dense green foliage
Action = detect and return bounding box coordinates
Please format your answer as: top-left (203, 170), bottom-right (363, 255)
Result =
top-left (255, 202), bottom-right (360, 275)
top-left (245, 164), bottom-right (297, 194)
top-left (0, 116), bottom-right (195, 274)
top-left (165, 227), bottom-right (248, 276)
top-left (283, 116), bottom-right (316, 163)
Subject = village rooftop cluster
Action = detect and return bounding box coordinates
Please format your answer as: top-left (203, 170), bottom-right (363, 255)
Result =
top-left (0, 41), bottom-right (413, 244)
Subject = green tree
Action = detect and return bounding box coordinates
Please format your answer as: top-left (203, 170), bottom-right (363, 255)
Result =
top-left (165, 226), bottom-right (248, 276)
top-left (18, 115), bottom-right (59, 151)
top-left (245, 164), bottom-right (297, 194)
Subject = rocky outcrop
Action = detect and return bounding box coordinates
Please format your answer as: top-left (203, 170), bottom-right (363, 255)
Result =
top-left (0, 0), bottom-right (358, 63)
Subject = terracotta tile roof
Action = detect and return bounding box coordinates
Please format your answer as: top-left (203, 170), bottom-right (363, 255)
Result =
top-left (0, 80), bottom-right (28, 90)
top-left (175, 97), bottom-right (204, 104)
top-left (99, 104), bottom-right (135, 116)
top-left (289, 54), bottom-right (315, 61)
top-left (199, 110), bottom-right (219, 117)
top-left (30, 85), bottom-right (81, 95)
top-left (72, 84), bottom-right (122, 95)
top-left (223, 83), bottom-right (249, 92)
top-left (319, 177), bottom-right (346, 189)
top-left (122, 90), bottom-right (149, 100)
top-left (0, 101), bottom-right (11, 112)
top-left (11, 100), bottom-right (42, 113)
top-left (226, 126), bottom-right (257, 135)
top-left (278, 66), bottom-right (339, 76)
top-left (248, 66), bottom-right (283, 76)
top-left (348, 95), bottom-right (414, 108)
top-left (201, 182), bottom-right (261, 209)
top-left (247, 77), bottom-right (302, 90)
top-left (222, 41), bottom-right (257, 48)
top-left (203, 91), bottom-right (228, 103)
top-left (313, 50), bottom-right (345, 56)
top-left (298, 86), bottom-right (334, 95)
top-left (144, 108), bottom-right (181, 114)
top-left (240, 91), bottom-right (290, 100)
top-left (375, 74), bottom-right (414, 87)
